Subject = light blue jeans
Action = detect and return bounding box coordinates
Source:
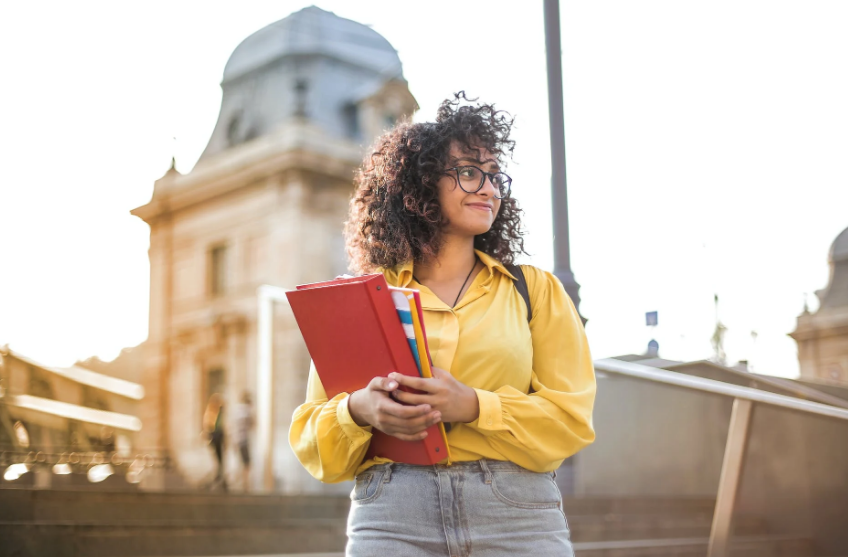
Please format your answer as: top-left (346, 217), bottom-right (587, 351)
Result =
top-left (346, 459), bottom-right (574, 557)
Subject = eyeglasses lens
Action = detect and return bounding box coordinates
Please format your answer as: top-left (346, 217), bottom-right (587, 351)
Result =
top-left (457, 167), bottom-right (482, 192)
top-left (492, 173), bottom-right (510, 198)
top-left (456, 167), bottom-right (511, 199)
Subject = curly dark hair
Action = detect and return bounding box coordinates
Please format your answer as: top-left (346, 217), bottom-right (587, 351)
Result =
top-left (344, 92), bottom-right (527, 274)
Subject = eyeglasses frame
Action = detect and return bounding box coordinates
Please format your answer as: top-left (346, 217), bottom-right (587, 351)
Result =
top-left (445, 165), bottom-right (512, 199)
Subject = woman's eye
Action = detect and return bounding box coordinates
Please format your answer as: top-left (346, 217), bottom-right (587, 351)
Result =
top-left (458, 168), bottom-right (477, 179)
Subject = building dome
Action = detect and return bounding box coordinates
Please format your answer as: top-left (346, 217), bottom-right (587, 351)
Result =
top-left (223, 6), bottom-right (402, 84)
top-left (816, 224), bottom-right (848, 310)
top-left (198, 6), bottom-right (411, 162)
top-left (830, 225), bottom-right (848, 263)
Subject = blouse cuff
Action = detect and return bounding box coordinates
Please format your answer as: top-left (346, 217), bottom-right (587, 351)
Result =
top-left (470, 388), bottom-right (506, 433)
top-left (336, 394), bottom-right (373, 441)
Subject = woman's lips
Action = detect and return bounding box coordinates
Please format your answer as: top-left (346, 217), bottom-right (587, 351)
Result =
top-left (466, 203), bottom-right (493, 211)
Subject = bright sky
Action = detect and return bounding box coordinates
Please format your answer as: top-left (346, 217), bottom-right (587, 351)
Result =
top-left (1, 1), bottom-right (847, 379)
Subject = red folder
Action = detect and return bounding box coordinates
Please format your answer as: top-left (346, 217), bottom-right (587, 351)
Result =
top-left (286, 274), bottom-right (449, 465)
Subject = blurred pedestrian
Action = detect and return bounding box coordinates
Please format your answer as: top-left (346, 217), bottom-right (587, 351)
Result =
top-left (202, 393), bottom-right (227, 491)
top-left (234, 391), bottom-right (254, 492)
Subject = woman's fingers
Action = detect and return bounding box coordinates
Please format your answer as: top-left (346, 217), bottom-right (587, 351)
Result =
top-left (362, 374), bottom-right (446, 436)
top-left (391, 390), bottom-right (431, 406)
top-left (368, 375), bottom-right (399, 393)
top-left (379, 398), bottom-right (432, 420)
top-left (430, 367), bottom-right (451, 379)
top-left (376, 400), bottom-right (441, 434)
top-left (388, 372), bottom-right (436, 393)
top-left (381, 412), bottom-right (441, 436)
top-left (390, 430), bottom-right (428, 442)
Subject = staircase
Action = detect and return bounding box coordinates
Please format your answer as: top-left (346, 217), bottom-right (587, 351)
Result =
top-left (0, 488), bottom-right (817, 556)
top-left (563, 497), bottom-right (815, 556)
top-left (0, 488), bottom-right (348, 557)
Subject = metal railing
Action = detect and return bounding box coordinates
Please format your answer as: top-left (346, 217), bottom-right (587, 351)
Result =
top-left (593, 358), bottom-right (848, 557)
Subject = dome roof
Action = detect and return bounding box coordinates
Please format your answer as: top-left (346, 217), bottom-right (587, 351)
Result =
top-left (830, 225), bottom-right (848, 263)
top-left (197, 6), bottom-right (414, 162)
top-left (223, 6), bottom-right (402, 83)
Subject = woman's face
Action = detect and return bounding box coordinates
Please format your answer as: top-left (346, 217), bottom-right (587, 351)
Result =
top-left (437, 143), bottom-right (502, 238)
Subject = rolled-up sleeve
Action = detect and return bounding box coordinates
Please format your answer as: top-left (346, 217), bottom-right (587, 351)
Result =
top-left (465, 267), bottom-right (596, 472)
top-left (288, 361), bottom-right (373, 483)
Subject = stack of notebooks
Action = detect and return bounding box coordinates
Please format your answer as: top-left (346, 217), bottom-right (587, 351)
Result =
top-left (286, 274), bottom-right (450, 465)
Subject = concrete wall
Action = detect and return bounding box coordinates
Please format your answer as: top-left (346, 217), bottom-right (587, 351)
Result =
top-left (576, 372), bottom-right (731, 497)
top-left (736, 404), bottom-right (848, 555)
top-left (577, 370), bottom-right (848, 555)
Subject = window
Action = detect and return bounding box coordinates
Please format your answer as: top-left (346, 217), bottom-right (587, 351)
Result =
top-left (82, 386), bottom-right (109, 411)
top-left (343, 104), bottom-right (361, 139)
top-left (209, 245), bottom-right (228, 296)
top-left (226, 111), bottom-right (242, 146)
top-left (28, 366), bottom-right (54, 399)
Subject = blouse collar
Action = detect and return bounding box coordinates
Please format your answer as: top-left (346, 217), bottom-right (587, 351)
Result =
top-left (386, 249), bottom-right (517, 289)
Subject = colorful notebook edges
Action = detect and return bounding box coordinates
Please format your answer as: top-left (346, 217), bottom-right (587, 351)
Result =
top-left (406, 292), bottom-right (452, 462)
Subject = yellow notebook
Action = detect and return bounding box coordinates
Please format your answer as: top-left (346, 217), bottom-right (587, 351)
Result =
top-left (406, 292), bottom-right (452, 463)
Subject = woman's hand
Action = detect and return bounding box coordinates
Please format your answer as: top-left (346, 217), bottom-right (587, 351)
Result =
top-left (348, 376), bottom-right (443, 441)
top-left (389, 367), bottom-right (480, 424)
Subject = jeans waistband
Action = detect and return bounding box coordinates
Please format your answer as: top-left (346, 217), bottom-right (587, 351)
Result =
top-left (367, 459), bottom-right (538, 476)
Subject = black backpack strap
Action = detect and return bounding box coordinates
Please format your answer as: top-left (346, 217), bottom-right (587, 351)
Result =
top-left (505, 264), bottom-right (532, 323)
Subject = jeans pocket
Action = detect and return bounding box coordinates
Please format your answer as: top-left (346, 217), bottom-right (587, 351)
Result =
top-left (350, 468), bottom-right (386, 504)
top-left (490, 470), bottom-right (562, 509)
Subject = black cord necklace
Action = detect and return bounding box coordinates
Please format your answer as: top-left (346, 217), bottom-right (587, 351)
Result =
top-left (414, 256), bottom-right (478, 308)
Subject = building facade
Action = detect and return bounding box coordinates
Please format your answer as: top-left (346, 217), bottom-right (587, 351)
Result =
top-left (0, 347), bottom-right (144, 488)
top-left (131, 7), bottom-right (417, 493)
top-left (791, 225), bottom-right (848, 386)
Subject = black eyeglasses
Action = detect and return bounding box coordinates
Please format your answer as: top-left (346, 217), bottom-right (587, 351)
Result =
top-left (445, 166), bottom-right (512, 199)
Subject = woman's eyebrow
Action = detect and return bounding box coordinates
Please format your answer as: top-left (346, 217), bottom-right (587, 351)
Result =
top-left (454, 157), bottom-right (500, 168)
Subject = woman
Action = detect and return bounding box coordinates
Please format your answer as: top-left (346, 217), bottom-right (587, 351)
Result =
top-left (289, 93), bottom-right (596, 556)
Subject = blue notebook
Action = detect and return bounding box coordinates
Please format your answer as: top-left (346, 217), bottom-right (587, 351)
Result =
top-left (391, 289), bottom-right (423, 376)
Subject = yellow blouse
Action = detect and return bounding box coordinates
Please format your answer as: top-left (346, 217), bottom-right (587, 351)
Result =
top-left (289, 250), bottom-right (596, 483)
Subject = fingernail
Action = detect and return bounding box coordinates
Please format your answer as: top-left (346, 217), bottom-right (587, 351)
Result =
top-left (433, 413), bottom-right (441, 420)
top-left (388, 381), bottom-right (397, 389)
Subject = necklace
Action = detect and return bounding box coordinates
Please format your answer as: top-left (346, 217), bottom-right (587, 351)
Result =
top-left (414, 256), bottom-right (478, 308)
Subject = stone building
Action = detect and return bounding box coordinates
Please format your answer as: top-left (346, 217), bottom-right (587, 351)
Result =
top-left (791, 225), bottom-right (848, 386)
top-left (0, 347), bottom-right (143, 489)
top-left (130, 6), bottom-right (417, 492)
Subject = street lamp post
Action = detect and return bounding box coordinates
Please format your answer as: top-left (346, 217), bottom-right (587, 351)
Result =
top-left (544, 0), bottom-right (585, 322)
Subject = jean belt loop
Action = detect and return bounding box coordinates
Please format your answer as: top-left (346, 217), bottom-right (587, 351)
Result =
top-left (383, 462), bottom-right (393, 484)
top-left (479, 459), bottom-right (493, 484)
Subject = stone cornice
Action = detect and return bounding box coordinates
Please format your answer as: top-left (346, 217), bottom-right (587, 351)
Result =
top-left (131, 120), bottom-right (363, 224)
top-left (790, 306), bottom-right (848, 341)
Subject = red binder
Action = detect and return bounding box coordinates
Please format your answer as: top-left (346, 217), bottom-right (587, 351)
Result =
top-left (286, 274), bottom-right (449, 465)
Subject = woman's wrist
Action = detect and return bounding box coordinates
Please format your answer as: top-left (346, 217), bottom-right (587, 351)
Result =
top-left (347, 390), bottom-right (371, 427)
top-left (459, 385), bottom-right (481, 423)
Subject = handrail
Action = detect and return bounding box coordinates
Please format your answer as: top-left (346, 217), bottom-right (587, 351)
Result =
top-left (595, 357), bottom-right (848, 557)
top-left (594, 358), bottom-right (848, 422)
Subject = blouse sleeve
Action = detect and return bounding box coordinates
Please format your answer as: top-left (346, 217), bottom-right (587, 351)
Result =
top-left (465, 266), bottom-right (596, 472)
top-left (288, 361), bottom-right (373, 483)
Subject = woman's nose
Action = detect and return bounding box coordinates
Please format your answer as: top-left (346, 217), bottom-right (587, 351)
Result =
top-left (478, 175), bottom-right (496, 197)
